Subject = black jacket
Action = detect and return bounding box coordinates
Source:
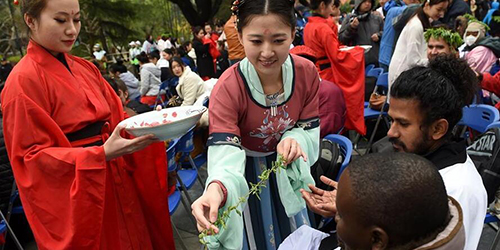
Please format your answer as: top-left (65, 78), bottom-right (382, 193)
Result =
top-left (0, 63), bottom-right (13, 83)
top-left (439, 0), bottom-right (472, 28)
top-left (192, 39), bottom-right (215, 78)
top-left (0, 116), bottom-right (14, 213)
top-left (339, 0), bottom-right (384, 66)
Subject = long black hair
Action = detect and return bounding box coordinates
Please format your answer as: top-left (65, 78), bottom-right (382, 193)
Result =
top-left (414, 0), bottom-right (449, 30)
top-left (307, 0), bottom-right (334, 10)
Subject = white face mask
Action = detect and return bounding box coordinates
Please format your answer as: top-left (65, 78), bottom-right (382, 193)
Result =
top-left (465, 35), bottom-right (478, 46)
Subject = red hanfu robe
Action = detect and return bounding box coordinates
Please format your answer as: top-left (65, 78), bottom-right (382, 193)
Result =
top-left (304, 16), bottom-right (366, 135)
top-left (1, 41), bottom-right (175, 250)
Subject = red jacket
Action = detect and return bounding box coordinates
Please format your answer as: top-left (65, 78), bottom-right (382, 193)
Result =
top-left (481, 71), bottom-right (500, 109)
top-left (304, 16), bottom-right (366, 135)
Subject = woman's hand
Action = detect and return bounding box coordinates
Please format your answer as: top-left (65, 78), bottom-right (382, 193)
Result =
top-left (277, 137), bottom-right (308, 165)
top-left (103, 124), bottom-right (158, 161)
top-left (191, 183), bottom-right (224, 234)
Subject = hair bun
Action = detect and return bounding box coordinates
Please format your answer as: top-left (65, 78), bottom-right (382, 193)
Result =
top-left (428, 54), bottom-right (478, 106)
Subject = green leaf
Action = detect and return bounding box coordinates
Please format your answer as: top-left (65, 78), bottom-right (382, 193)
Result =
top-left (423, 27), bottom-right (463, 49)
top-left (198, 154), bottom-right (287, 247)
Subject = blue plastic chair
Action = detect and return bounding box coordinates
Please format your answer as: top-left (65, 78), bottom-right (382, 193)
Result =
top-left (364, 73), bottom-right (389, 118)
top-left (1, 183), bottom-right (24, 250)
top-left (9, 192), bottom-right (22, 215)
top-left (365, 64), bottom-right (375, 75)
top-left (487, 121), bottom-right (500, 130)
top-left (366, 67), bottom-right (384, 78)
top-left (167, 141), bottom-right (196, 249)
top-left (175, 127), bottom-right (204, 204)
top-left (484, 212), bottom-right (500, 250)
top-left (457, 104), bottom-right (500, 133)
top-left (167, 139), bottom-right (178, 172)
top-left (168, 189), bottom-right (189, 250)
top-left (317, 135), bottom-right (352, 229)
top-left (202, 97), bottom-right (209, 108)
top-left (362, 73), bottom-right (390, 154)
top-left (323, 134), bottom-right (352, 181)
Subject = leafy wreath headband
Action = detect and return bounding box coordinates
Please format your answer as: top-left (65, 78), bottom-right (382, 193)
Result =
top-left (463, 14), bottom-right (491, 31)
top-left (423, 28), bottom-right (463, 49)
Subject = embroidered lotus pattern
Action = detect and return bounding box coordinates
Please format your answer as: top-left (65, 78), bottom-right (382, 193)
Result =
top-left (250, 117), bottom-right (294, 149)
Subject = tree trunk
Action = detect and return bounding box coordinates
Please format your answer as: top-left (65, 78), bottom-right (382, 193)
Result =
top-left (168, 0), bottom-right (223, 27)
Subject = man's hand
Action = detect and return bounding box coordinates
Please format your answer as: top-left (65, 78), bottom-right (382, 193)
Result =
top-left (371, 33), bottom-right (379, 42)
top-left (350, 17), bottom-right (359, 29)
top-left (300, 175), bottom-right (338, 218)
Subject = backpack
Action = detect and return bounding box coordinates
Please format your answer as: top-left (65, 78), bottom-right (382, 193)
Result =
top-left (311, 138), bottom-right (343, 191)
top-left (466, 127), bottom-right (500, 204)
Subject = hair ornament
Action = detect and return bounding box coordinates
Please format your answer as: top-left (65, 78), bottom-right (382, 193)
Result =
top-left (231, 0), bottom-right (245, 16)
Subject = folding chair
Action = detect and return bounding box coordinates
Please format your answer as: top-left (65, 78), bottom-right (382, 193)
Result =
top-left (168, 190), bottom-right (189, 250)
top-left (175, 127), bottom-right (204, 205)
top-left (365, 64), bottom-right (375, 75)
top-left (366, 67), bottom-right (384, 78)
top-left (487, 121), bottom-right (500, 130)
top-left (167, 140), bottom-right (196, 227)
top-left (484, 212), bottom-right (500, 250)
top-left (358, 72), bottom-right (390, 154)
top-left (0, 182), bottom-right (24, 250)
top-left (457, 104), bottom-right (500, 135)
top-left (323, 134), bottom-right (353, 181)
top-left (317, 134), bottom-right (352, 229)
top-left (152, 80), bottom-right (170, 109)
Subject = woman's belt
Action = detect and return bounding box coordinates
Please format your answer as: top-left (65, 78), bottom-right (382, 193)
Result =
top-left (319, 63), bottom-right (331, 71)
top-left (316, 56), bottom-right (331, 71)
top-left (66, 121), bottom-right (111, 147)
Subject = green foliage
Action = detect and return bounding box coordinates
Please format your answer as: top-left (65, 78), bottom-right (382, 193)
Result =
top-left (493, 16), bottom-right (500, 23)
top-left (462, 14), bottom-right (490, 31)
top-left (198, 155), bottom-right (287, 248)
top-left (77, 0), bottom-right (140, 55)
top-left (0, 0), bottom-right (221, 58)
top-left (424, 27), bottom-right (463, 49)
top-left (7, 55), bottom-right (21, 63)
top-left (340, 2), bottom-right (353, 14)
top-left (463, 13), bottom-right (476, 21)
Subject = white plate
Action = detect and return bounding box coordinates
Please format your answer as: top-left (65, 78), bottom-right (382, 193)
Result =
top-left (121, 106), bottom-right (207, 141)
top-left (360, 45), bottom-right (372, 53)
top-left (339, 45), bottom-right (372, 53)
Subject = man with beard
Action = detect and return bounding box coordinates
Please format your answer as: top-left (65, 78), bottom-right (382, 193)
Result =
top-left (387, 54), bottom-right (486, 250)
top-left (302, 55), bottom-right (487, 250)
top-left (424, 27), bottom-right (462, 59)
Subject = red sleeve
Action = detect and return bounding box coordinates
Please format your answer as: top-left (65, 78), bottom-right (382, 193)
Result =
top-left (298, 59), bottom-right (320, 122)
top-left (481, 71), bottom-right (500, 96)
top-left (208, 67), bottom-right (243, 147)
top-left (2, 75), bottom-right (108, 248)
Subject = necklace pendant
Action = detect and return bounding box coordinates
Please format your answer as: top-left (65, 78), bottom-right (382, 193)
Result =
top-left (271, 104), bottom-right (277, 117)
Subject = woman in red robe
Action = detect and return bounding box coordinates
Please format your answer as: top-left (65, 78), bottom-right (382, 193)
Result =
top-left (1, 0), bottom-right (175, 249)
top-left (304, 0), bottom-right (367, 135)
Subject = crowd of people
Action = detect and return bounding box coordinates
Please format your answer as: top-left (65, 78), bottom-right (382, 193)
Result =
top-left (0, 0), bottom-right (500, 249)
